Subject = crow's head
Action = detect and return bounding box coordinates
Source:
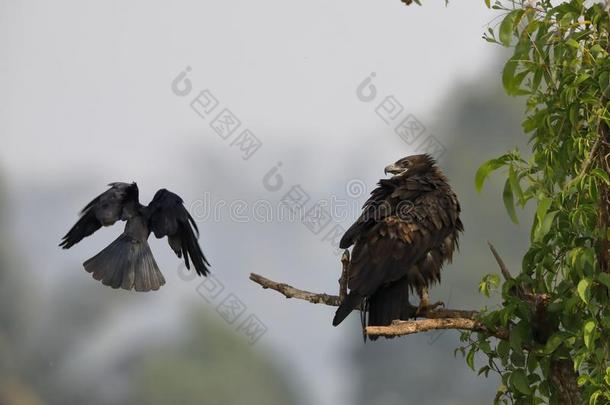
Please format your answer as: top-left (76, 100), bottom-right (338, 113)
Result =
top-left (384, 154), bottom-right (437, 177)
top-left (125, 182), bottom-right (139, 200)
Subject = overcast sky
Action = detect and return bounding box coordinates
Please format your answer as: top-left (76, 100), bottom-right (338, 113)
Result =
top-left (1, 0), bottom-right (499, 182)
top-left (1, 2), bottom-right (504, 404)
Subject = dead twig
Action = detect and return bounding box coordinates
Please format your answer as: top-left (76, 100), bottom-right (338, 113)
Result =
top-left (488, 241), bottom-right (512, 281)
top-left (339, 250), bottom-right (350, 302)
top-left (249, 273), bottom-right (343, 307)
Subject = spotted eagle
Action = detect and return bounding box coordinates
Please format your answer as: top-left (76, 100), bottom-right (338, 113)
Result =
top-left (332, 154), bottom-right (463, 336)
top-left (60, 183), bottom-right (210, 291)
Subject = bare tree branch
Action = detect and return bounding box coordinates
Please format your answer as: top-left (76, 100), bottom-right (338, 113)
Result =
top-left (488, 241), bottom-right (513, 281)
top-left (366, 318), bottom-right (509, 340)
top-left (249, 273), bottom-right (343, 307)
top-left (249, 241), bottom-right (521, 341)
top-left (250, 272), bottom-right (477, 316)
top-left (339, 250), bottom-right (350, 302)
top-left (248, 272), bottom-right (511, 339)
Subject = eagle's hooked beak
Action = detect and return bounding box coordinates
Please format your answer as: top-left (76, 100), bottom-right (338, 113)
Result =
top-left (384, 164), bottom-right (405, 175)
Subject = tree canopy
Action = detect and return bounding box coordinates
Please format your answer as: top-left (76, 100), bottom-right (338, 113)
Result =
top-left (457, 0), bottom-right (610, 403)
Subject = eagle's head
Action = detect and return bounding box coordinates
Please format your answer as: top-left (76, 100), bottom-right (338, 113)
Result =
top-left (384, 154), bottom-right (437, 177)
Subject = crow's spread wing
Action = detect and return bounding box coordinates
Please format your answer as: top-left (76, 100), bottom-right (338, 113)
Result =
top-left (60, 182), bottom-right (138, 249)
top-left (147, 189), bottom-right (210, 276)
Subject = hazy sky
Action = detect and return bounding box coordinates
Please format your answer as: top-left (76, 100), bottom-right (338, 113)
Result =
top-left (1, 2), bottom-right (505, 404)
top-left (1, 0), bottom-right (498, 182)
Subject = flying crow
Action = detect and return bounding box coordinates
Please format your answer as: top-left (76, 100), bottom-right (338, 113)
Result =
top-left (60, 183), bottom-right (210, 291)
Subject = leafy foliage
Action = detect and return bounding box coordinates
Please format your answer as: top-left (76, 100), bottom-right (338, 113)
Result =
top-left (464, 0), bottom-right (610, 403)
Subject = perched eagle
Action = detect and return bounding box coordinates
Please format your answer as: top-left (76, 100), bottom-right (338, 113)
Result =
top-left (60, 183), bottom-right (210, 291)
top-left (332, 154), bottom-right (463, 335)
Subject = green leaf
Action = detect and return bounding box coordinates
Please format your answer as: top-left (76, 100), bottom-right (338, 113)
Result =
top-left (510, 321), bottom-right (527, 352)
top-left (502, 59), bottom-right (524, 96)
top-left (509, 165), bottom-right (524, 205)
top-left (598, 273), bottom-right (610, 289)
top-left (590, 44), bottom-right (605, 56)
top-left (583, 320), bottom-right (596, 349)
top-left (478, 365), bottom-right (491, 377)
top-left (575, 73), bottom-right (590, 85)
top-left (510, 369), bottom-right (531, 395)
top-left (577, 278), bottom-right (591, 304)
top-left (503, 179), bottom-right (519, 224)
top-left (599, 71), bottom-right (609, 92)
top-left (479, 274), bottom-right (500, 297)
top-left (577, 375), bottom-right (589, 386)
top-left (544, 333), bottom-right (563, 354)
top-left (527, 353), bottom-right (538, 372)
top-left (466, 348), bottom-right (476, 370)
top-left (572, 248), bottom-right (596, 273)
top-left (590, 391), bottom-right (602, 405)
top-left (499, 10), bottom-right (523, 47)
top-left (536, 197), bottom-right (551, 225)
top-left (510, 350), bottom-right (525, 367)
top-left (475, 155), bottom-right (509, 192)
top-left (497, 340), bottom-right (510, 362)
top-left (534, 210), bottom-right (557, 242)
top-left (591, 168), bottom-right (610, 185)
top-left (566, 38), bottom-right (580, 49)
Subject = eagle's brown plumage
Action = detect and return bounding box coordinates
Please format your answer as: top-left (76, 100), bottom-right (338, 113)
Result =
top-left (332, 154), bottom-right (463, 337)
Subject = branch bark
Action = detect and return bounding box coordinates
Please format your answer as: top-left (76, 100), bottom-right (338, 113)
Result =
top-left (550, 359), bottom-right (582, 405)
top-left (366, 318), bottom-right (509, 340)
top-left (248, 272), bottom-right (507, 339)
top-left (488, 241), bottom-right (513, 281)
top-left (339, 250), bottom-right (350, 302)
top-left (249, 243), bottom-right (521, 339)
top-left (249, 273), bottom-right (344, 307)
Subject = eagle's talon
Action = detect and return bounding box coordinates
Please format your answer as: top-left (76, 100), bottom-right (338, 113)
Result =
top-left (416, 300), bottom-right (444, 317)
top-left (427, 300), bottom-right (445, 311)
top-left (416, 301), bottom-right (428, 317)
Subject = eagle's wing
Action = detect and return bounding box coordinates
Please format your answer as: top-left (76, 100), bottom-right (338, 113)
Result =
top-left (348, 218), bottom-right (435, 296)
top-left (339, 176), bottom-right (435, 249)
top-left (147, 189), bottom-right (210, 276)
top-left (60, 182), bottom-right (137, 249)
top-left (333, 189), bottom-right (460, 326)
top-left (349, 190), bottom-right (459, 296)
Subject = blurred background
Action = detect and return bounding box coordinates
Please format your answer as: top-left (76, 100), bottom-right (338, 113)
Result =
top-left (1, 1), bottom-right (534, 404)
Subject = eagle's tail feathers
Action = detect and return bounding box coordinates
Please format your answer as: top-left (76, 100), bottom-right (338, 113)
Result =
top-left (367, 279), bottom-right (413, 341)
top-left (332, 291), bottom-right (363, 326)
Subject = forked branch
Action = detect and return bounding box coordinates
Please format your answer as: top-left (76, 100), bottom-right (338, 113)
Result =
top-left (248, 244), bottom-right (510, 339)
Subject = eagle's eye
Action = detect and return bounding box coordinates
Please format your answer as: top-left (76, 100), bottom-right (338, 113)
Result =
top-left (399, 159), bottom-right (411, 168)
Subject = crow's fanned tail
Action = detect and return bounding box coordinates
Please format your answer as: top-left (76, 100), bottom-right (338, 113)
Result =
top-left (83, 233), bottom-right (166, 292)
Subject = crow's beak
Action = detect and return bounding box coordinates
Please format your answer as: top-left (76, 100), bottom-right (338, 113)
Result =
top-left (384, 164), bottom-right (404, 175)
